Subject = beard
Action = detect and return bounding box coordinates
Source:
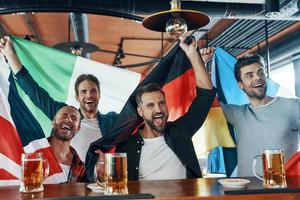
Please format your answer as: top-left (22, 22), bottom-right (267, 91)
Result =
top-left (244, 84), bottom-right (267, 100)
top-left (80, 101), bottom-right (99, 113)
top-left (51, 128), bottom-right (75, 142)
top-left (144, 112), bottom-right (168, 133)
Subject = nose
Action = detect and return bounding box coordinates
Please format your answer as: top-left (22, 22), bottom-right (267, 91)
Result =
top-left (254, 72), bottom-right (261, 80)
top-left (63, 115), bottom-right (72, 122)
top-left (86, 91), bottom-right (93, 97)
top-left (154, 104), bottom-right (162, 112)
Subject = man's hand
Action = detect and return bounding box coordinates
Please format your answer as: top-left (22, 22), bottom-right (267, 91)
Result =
top-left (199, 47), bottom-right (214, 65)
top-left (95, 149), bottom-right (105, 162)
top-left (179, 35), bottom-right (212, 89)
top-left (0, 36), bottom-right (15, 58)
top-left (179, 35), bottom-right (198, 58)
top-left (94, 149), bottom-right (105, 184)
top-left (0, 36), bottom-right (23, 73)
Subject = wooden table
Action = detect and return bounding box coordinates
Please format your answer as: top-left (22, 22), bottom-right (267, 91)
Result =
top-left (1, 177), bottom-right (300, 200)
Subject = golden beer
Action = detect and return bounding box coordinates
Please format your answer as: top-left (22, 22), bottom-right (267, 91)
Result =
top-left (253, 149), bottom-right (287, 189)
top-left (104, 153), bottom-right (128, 195)
top-left (20, 153), bottom-right (49, 193)
top-left (262, 151), bottom-right (287, 188)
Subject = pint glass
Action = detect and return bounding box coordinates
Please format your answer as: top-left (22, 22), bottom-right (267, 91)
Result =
top-left (104, 153), bottom-right (128, 195)
top-left (252, 149), bottom-right (287, 188)
top-left (20, 152), bottom-right (49, 193)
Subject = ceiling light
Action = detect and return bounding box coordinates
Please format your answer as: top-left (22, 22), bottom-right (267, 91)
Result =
top-left (53, 42), bottom-right (99, 56)
top-left (265, 0), bottom-right (281, 18)
top-left (142, 0), bottom-right (210, 39)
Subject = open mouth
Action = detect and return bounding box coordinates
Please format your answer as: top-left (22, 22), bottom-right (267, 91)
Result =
top-left (252, 82), bottom-right (264, 89)
top-left (153, 114), bottom-right (164, 126)
top-left (60, 124), bottom-right (72, 132)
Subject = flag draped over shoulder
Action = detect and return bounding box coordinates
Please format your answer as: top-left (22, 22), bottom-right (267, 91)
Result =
top-left (0, 37), bottom-right (141, 185)
top-left (86, 39), bottom-right (236, 179)
top-left (0, 61), bottom-right (64, 185)
top-left (209, 48), bottom-right (281, 176)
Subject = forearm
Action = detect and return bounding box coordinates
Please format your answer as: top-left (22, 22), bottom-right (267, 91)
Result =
top-left (6, 51), bottom-right (23, 74)
top-left (15, 67), bottom-right (65, 119)
top-left (186, 50), bottom-right (212, 90)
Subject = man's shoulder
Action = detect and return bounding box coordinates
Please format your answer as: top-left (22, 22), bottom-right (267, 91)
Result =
top-left (276, 96), bottom-right (300, 103)
top-left (99, 111), bottom-right (118, 119)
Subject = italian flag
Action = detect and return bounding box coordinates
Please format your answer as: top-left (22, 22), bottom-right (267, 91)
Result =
top-left (13, 36), bottom-right (142, 137)
top-left (0, 37), bottom-right (141, 185)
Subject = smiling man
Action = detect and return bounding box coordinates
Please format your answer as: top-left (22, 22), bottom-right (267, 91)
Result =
top-left (219, 54), bottom-right (300, 177)
top-left (0, 36), bottom-right (118, 162)
top-left (48, 105), bottom-right (85, 182)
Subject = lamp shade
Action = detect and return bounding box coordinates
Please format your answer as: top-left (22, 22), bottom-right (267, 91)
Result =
top-left (142, 9), bottom-right (210, 32)
top-left (53, 41), bottom-right (99, 55)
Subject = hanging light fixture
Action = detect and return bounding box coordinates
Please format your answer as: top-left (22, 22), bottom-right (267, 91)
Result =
top-left (142, 0), bottom-right (210, 39)
top-left (265, 0), bottom-right (280, 18)
top-left (53, 41), bottom-right (99, 56)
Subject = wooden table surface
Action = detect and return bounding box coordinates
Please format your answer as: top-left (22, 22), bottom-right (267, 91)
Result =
top-left (1, 177), bottom-right (300, 200)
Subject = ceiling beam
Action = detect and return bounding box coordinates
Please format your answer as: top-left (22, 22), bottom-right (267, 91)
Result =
top-left (23, 13), bottom-right (41, 43)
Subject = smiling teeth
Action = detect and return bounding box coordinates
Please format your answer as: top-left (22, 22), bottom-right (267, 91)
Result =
top-left (61, 125), bottom-right (71, 130)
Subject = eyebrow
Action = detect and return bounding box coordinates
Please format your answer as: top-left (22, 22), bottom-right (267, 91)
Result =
top-left (244, 71), bottom-right (253, 76)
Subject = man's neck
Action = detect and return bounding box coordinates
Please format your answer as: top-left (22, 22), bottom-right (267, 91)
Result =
top-left (81, 110), bottom-right (98, 119)
top-left (141, 125), bottom-right (162, 138)
top-left (49, 137), bottom-right (73, 165)
top-left (250, 96), bottom-right (274, 107)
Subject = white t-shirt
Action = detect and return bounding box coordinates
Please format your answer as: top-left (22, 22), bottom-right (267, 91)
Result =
top-left (139, 135), bottom-right (186, 180)
top-left (59, 163), bottom-right (70, 182)
top-left (70, 118), bottom-right (102, 162)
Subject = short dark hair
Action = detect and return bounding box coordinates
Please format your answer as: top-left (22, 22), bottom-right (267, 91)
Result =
top-left (74, 74), bottom-right (100, 96)
top-left (135, 83), bottom-right (165, 106)
top-left (234, 54), bottom-right (265, 82)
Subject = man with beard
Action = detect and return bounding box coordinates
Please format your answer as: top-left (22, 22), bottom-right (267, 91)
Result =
top-left (0, 36), bottom-right (118, 162)
top-left (201, 48), bottom-right (300, 177)
top-left (90, 37), bottom-right (216, 181)
top-left (49, 105), bottom-right (85, 182)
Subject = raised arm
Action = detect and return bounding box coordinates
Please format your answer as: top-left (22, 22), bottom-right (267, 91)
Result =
top-left (0, 36), bottom-right (23, 74)
top-left (0, 36), bottom-right (65, 120)
top-left (179, 37), bottom-right (212, 90)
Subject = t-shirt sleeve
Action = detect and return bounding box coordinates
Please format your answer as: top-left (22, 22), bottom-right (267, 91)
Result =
top-left (221, 103), bottom-right (236, 125)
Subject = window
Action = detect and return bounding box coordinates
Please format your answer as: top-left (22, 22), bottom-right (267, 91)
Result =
top-left (270, 63), bottom-right (295, 96)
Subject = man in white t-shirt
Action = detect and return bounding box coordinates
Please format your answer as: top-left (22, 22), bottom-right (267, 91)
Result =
top-left (88, 37), bottom-right (216, 181)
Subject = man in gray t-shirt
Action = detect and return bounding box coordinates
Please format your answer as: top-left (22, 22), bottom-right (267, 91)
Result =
top-left (201, 48), bottom-right (300, 176)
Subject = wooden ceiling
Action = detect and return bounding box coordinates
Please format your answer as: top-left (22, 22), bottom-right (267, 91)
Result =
top-left (0, 12), bottom-right (177, 75)
top-left (0, 9), bottom-right (298, 75)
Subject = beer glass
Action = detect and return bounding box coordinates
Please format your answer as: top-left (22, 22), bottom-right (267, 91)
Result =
top-left (252, 149), bottom-right (287, 188)
top-left (104, 153), bottom-right (128, 195)
top-left (20, 152), bottom-right (49, 193)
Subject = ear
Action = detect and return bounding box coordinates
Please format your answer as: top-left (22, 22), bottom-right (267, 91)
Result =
top-left (137, 107), bottom-right (143, 117)
top-left (75, 94), bottom-right (79, 102)
top-left (76, 125), bottom-right (81, 133)
top-left (238, 81), bottom-right (244, 90)
top-left (51, 119), bottom-right (55, 128)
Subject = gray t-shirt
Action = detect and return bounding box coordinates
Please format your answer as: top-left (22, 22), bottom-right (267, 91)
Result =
top-left (223, 97), bottom-right (300, 176)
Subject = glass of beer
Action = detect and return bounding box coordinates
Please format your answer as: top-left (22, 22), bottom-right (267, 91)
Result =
top-left (104, 153), bottom-right (128, 195)
top-left (19, 152), bottom-right (49, 193)
top-left (252, 149), bottom-right (287, 188)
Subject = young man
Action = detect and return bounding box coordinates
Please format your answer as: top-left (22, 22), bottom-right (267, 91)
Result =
top-left (88, 37), bottom-right (216, 181)
top-left (0, 36), bottom-right (118, 162)
top-left (201, 48), bottom-right (300, 177)
top-left (49, 105), bottom-right (85, 182)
